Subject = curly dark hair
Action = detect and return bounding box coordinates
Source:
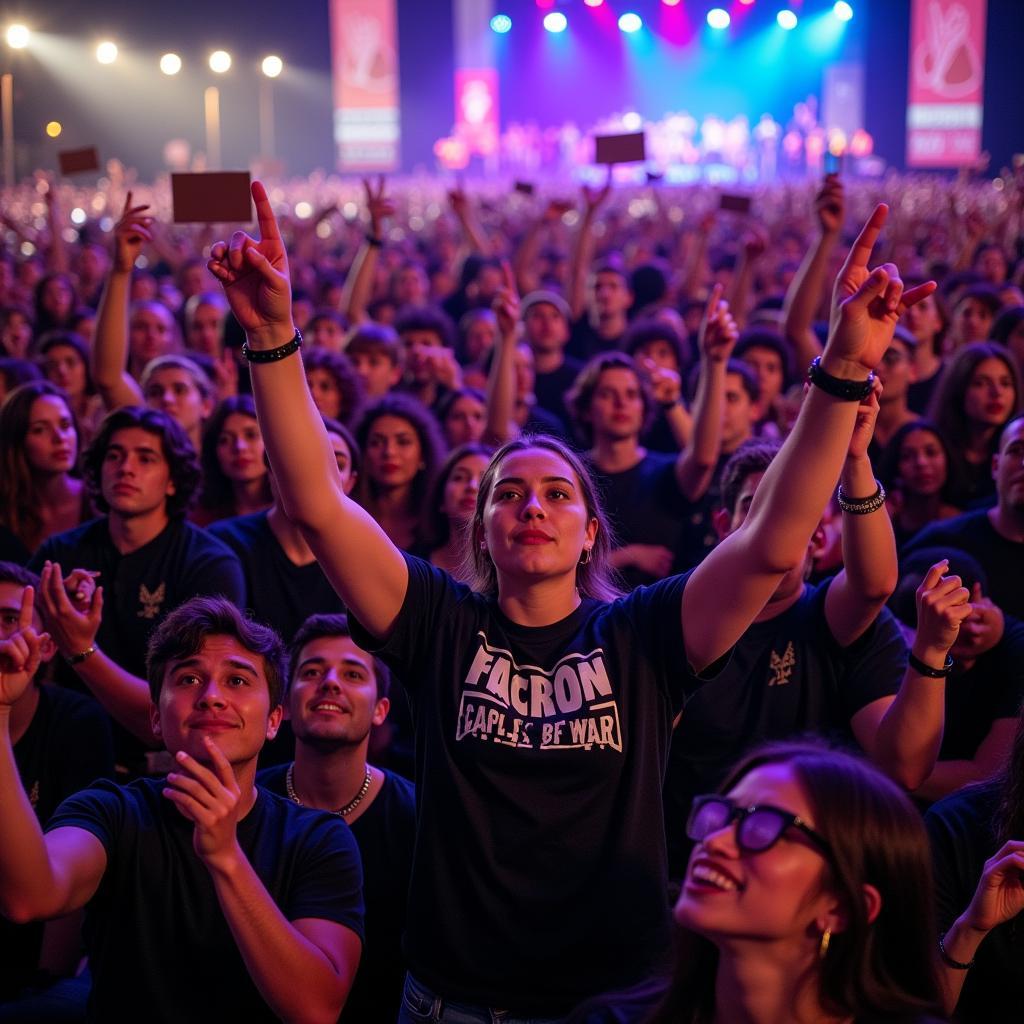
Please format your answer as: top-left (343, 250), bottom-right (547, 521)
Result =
top-left (718, 437), bottom-right (782, 516)
top-left (83, 406), bottom-right (201, 519)
top-left (303, 347), bottom-right (365, 428)
top-left (199, 395), bottom-right (273, 515)
top-left (394, 305), bottom-right (456, 349)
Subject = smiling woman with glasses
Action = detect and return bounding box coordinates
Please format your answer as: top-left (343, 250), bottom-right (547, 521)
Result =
top-left (636, 742), bottom-right (945, 1024)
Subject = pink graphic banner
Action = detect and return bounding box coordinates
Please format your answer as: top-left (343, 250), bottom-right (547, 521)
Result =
top-left (454, 69), bottom-right (499, 157)
top-left (906, 0), bottom-right (987, 167)
top-left (330, 0), bottom-right (400, 171)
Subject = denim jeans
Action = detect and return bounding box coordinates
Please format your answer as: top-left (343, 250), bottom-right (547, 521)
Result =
top-left (396, 972), bottom-right (567, 1024)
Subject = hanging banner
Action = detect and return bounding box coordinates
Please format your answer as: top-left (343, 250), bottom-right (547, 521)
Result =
top-left (330, 0), bottom-right (401, 171)
top-left (906, 0), bottom-right (987, 167)
top-left (454, 69), bottom-right (499, 157)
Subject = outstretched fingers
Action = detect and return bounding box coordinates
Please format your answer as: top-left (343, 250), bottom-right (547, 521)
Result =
top-left (843, 203), bottom-right (888, 275)
top-left (251, 180), bottom-right (282, 244)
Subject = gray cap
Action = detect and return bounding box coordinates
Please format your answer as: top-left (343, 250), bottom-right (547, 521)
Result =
top-left (520, 290), bottom-right (571, 322)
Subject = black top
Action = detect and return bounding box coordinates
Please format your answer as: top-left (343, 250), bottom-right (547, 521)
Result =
top-left (533, 356), bottom-right (584, 436)
top-left (0, 686), bottom-right (115, 1000)
top-left (46, 778), bottom-right (364, 1023)
top-left (592, 451), bottom-right (695, 589)
top-left (259, 765), bottom-right (416, 1023)
top-left (30, 517), bottom-right (246, 679)
top-left (349, 553), bottom-right (718, 1014)
top-left (925, 780), bottom-right (1024, 1023)
top-left (568, 316), bottom-right (624, 363)
top-left (664, 579), bottom-right (907, 878)
top-left (210, 510), bottom-right (344, 640)
top-left (903, 509), bottom-right (1024, 621)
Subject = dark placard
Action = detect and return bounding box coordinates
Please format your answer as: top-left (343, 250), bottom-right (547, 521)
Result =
top-left (58, 147), bottom-right (100, 176)
top-left (718, 193), bottom-right (752, 215)
top-left (594, 132), bottom-right (646, 165)
top-left (171, 171), bottom-right (252, 224)
top-left (513, 180), bottom-right (536, 196)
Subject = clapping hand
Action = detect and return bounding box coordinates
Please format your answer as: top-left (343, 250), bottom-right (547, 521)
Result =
top-left (0, 587), bottom-right (48, 707)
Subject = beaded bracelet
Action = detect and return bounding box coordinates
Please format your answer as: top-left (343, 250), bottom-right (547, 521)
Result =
top-left (241, 329), bottom-right (303, 364)
top-left (836, 480), bottom-right (887, 515)
top-left (938, 933), bottom-right (975, 971)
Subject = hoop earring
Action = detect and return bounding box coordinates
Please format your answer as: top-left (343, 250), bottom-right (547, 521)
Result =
top-left (819, 927), bottom-right (831, 960)
top-left (578, 548), bottom-right (592, 566)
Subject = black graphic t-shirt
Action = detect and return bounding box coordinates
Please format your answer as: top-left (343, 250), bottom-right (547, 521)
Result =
top-left (663, 578), bottom-right (907, 877)
top-left (348, 554), bottom-right (710, 1015)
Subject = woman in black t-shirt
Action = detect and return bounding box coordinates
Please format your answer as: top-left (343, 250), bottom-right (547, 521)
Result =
top-left (209, 184), bottom-right (935, 1018)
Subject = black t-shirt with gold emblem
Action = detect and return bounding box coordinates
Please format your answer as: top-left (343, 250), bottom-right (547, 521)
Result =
top-left (663, 576), bottom-right (907, 878)
top-left (30, 517), bottom-right (244, 771)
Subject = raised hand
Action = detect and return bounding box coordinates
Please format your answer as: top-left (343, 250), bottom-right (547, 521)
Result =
top-left (847, 377), bottom-right (883, 460)
top-left (212, 348), bottom-right (240, 399)
top-left (207, 181), bottom-right (292, 347)
top-left (0, 586), bottom-right (48, 706)
top-left (363, 175), bottom-right (395, 237)
top-left (913, 559), bottom-right (972, 663)
top-left (38, 561), bottom-right (103, 661)
top-left (163, 737), bottom-right (243, 870)
top-left (582, 170), bottom-right (613, 217)
top-left (698, 283), bottom-right (739, 364)
top-left (492, 261), bottom-right (520, 339)
top-left (955, 582), bottom-right (1005, 657)
top-left (541, 198), bottom-right (573, 224)
top-left (825, 205), bottom-right (936, 376)
top-left (639, 357), bottom-right (682, 408)
top-left (962, 840), bottom-right (1024, 934)
top-left (815, 173), bottom-right (845, 236)
top-left (112, 192), bottom-right (154, 274)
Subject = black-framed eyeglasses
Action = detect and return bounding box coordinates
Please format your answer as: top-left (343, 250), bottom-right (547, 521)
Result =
top-left (686, 795), bottom-right (833, 860)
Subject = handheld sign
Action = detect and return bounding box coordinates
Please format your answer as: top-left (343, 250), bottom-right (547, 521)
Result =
top-left (171, 171), bottom-right (252, 224)
top-left (58, 147), bottom-right (100, 176)
top-left (594, 132), bottom-right (646, 165)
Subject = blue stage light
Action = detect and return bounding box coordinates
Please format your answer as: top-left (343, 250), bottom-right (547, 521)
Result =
top-left (490, 14), bottom-right (512, 34)
top-left (543, 11), bottom-right (568, 33)
top-left (833, 1), bottom-right (853, 20)
top-left (777, 9), bottom-right (798, 30)
top-left (707, 8), bottom-right (731, 30)
top-left (618, 12), bottom-right (643, 33)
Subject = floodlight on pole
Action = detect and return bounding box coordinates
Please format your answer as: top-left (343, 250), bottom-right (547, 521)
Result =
top-left (96, 41), bottom-right (118, 64)
top-left (261, 55), bottom-right (283, 78)
top-left (160, 53), bottom-right (182, 76)
top-left (209, 50), bottom-right (231, 74)
top-left (5, 24), bottom-right (29, 49)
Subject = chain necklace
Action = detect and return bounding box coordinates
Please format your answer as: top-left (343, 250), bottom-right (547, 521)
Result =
top-left (285, 763), bottom-right (372, 818)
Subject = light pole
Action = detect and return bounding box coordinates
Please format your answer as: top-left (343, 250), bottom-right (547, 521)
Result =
top-left (206, 50), bottom-right (231, 170)
top-left (2, 24), bottom-right (29, 189)
top-left (259, 55), bottom-right (283, 163)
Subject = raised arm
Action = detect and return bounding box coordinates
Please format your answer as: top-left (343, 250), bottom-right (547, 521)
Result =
top-left (92, 194), bottom-right (150, 409)
top-left (853, 559), bottom-right (971, 790)
top-left (208, 181), bottom-right (408, 641)
top-left (726, 229), bottom-right (766, 331)
top-left (484, 263), bottom-right (521, 445)
top-left (935, 840), bottom-right (1024, 1014)
top-left (514, 198), bottom-right (571, 297)
top-left (683, 205), bottom-right (937, 672)
top-left (165, 740), bottom-right (360, 1022)
top-left (824, 378), bottom-right (899, 647)
top-left (341, 177), bottom-right (393, 327)
top-left (0, 588), bottom-right (107, 924)
top-left (674, 285), bottom-right (738, 501)
top-left (782, 174), bottom-right (845, 370)
top-left (43, 181), bottom-right (70, 274)
top-left (447, 184), bottom-right (491, 256)
top-left (567, 176), bottom-right (612, 321)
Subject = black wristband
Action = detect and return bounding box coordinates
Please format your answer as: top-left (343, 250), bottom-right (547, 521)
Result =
top-left (365, 233), bottom-right (383, 248)
top-left (807, 356), bottom-right (875, 401)
top-left (908, 651), bottom-right (954, 678)
top-left (938, 933), bottom-right (975, 970)
top-left (241, 329), bottom-right (303, 364)
top-left (837, 480), bottom-right (886, 515)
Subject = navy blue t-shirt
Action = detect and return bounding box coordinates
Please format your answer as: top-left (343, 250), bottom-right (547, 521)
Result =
top-left (46, 778), bottom-right (363, 1023)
